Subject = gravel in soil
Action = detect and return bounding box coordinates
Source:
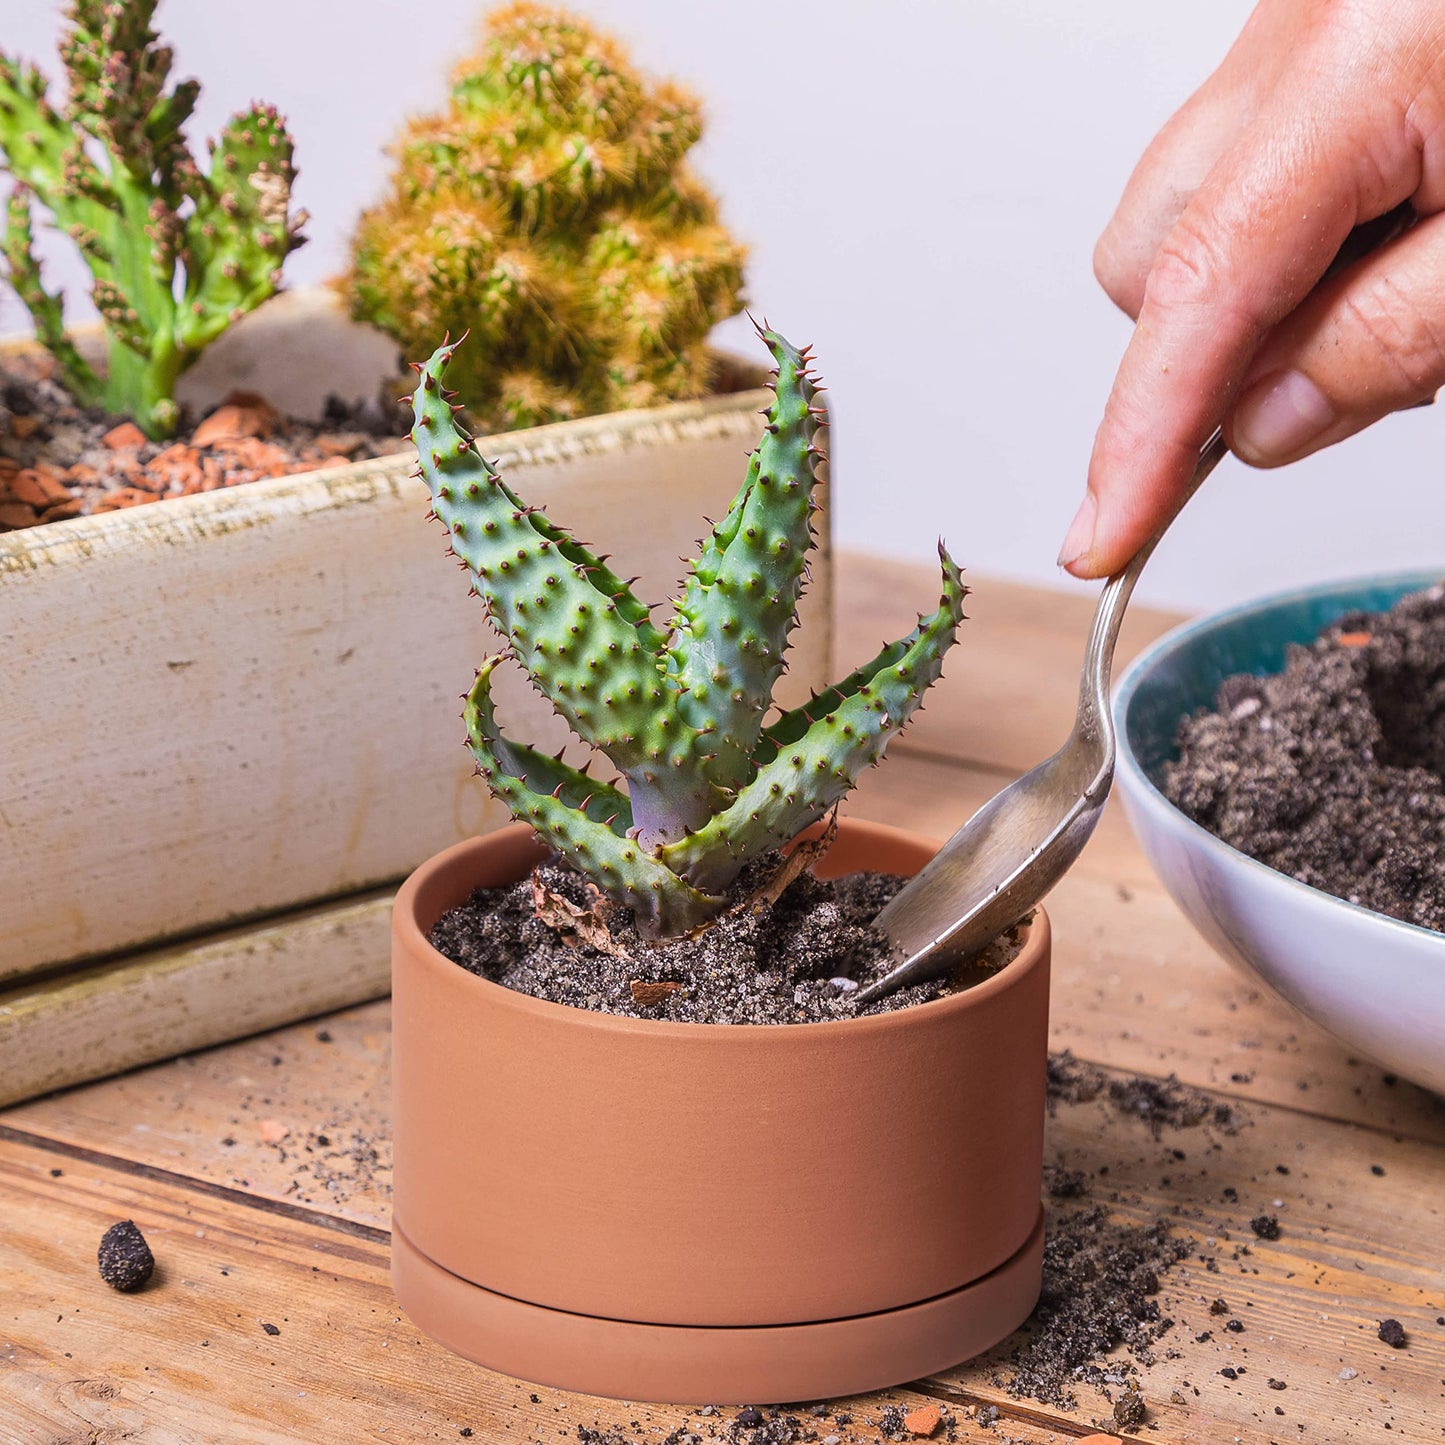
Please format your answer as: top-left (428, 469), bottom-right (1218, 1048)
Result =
top-left (1163, 582), bottom-right (1445, 932)
top-left (0, 356), bottom-right (409, 532)
top-left (429, 853), bottom-right (1025, 1023)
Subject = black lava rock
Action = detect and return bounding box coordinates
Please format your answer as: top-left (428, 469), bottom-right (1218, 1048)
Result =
top-left (97, 1220), bottom-right (154, 1291)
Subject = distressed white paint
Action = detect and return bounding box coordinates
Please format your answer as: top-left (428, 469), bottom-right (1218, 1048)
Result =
top-left (0, 322), bottom-right (833, 980)
top-left (0, 889), bottom-right (394, 1106)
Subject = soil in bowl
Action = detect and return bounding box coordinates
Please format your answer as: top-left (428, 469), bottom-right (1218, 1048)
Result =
top-left (428, 851), bottom-right (1025, 1023)
top-left (1162, 581), bottom-right (1445, 933)
top-left (0, 353), bottom-right (411, 532)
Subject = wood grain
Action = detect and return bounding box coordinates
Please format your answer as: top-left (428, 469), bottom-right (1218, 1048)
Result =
top-left (932, 1080), bottom-right (1445, 1443)
top-left (0, 890), bottom-right (391, 1107)
top-left (847, 754), bottom-right (1445, 1147)
top-left (0, 1132), bottom-right (1078, 1445)
top-left (7, 1034), bottom-right (1440, 1441)
top-left (10, 750), bottom-right (1442, 1196)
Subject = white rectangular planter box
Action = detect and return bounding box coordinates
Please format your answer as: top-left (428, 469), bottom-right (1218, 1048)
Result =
top-left (0, 299), bottom-right (832, 1099)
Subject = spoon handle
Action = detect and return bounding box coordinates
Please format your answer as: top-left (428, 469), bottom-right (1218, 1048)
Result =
top-left (1076, 427), bottom-right (1229, 745)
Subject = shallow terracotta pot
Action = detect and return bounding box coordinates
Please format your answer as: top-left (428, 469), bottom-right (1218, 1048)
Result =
top-left (391, 818), bottom-right (1051, 1403)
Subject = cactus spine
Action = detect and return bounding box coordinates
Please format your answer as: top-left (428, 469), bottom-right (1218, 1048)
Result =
top-left (347, 1), bottom-right (746, 435)
top-left (0, 0), bottom-right (307, 439)
top-left (413, 325), bottom-right (967, 938)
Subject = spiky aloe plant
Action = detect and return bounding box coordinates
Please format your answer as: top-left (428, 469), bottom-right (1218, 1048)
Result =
top-left (413, 326), bottom-right (966, 937)
top-left (346, 0), bottom-right (745, 434)
top-left (0, 0), bottom-right (307, 439)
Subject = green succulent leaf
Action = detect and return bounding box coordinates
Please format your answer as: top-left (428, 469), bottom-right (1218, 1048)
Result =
top-left (660, 545), bottom-right (967, 893)
top-left (465, 659), bottom-right (720, 937)
top-left (664, 325), bottom-right (825, 793)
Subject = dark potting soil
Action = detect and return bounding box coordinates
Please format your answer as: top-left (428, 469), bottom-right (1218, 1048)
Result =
top-left (428, 854), bottom-right (1025, 1024)
top-left (1162, 582), bottom-right (1445, 932)
top-left (999, 1185), bottom-right (1192, 1413)
top-left (0, 355), bottom-right (410, 532)
top-left (1045, 1048), bottom-right (1243, 1134)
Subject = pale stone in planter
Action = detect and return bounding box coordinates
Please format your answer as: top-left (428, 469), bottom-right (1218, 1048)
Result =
top-left (0, 294), bottom-right (832, 1100)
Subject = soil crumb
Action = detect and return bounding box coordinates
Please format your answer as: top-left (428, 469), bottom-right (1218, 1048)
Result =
top-left (430, 855), bottom-right (1025, 1024)
top-left (1163, 582), bottom-right (1445, 932)
top-left (97, 1220), bottom-right (155, 1291)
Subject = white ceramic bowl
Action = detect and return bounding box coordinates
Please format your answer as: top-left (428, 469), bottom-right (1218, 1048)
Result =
top-left (1113, 571), bottom-right (1445, 1095)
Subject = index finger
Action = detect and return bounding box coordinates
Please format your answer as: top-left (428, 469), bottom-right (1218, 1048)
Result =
top-left (1066, 96), bottom-right (1413, 577)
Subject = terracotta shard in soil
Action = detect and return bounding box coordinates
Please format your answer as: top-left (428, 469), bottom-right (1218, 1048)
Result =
top-left (190, 392), bottom-right (278, 448)
top-left (902, 1403), bottom-right (942, 1436)
top-left (102, 422), bottom-right (147, 450)
top-left (9, 468), bottom-right (71, 507)
top-left (628, 980), bottom-right (682, 1007)
top-left (0, 501), bottom-right (38, 529)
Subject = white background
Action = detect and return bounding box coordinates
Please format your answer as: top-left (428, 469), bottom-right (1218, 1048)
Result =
top-left (4, 0), bottom-right (1440, 609)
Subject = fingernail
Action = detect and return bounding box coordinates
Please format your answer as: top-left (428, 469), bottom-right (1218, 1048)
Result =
top-left (1232, 370), bottom-right (1335, 463)
top-left (1058, 490), bottom-right (1097, 568)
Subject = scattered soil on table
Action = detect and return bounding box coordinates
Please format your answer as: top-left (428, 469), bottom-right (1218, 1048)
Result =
top-left (96, 1219), bottom-right (155, 1291)
top-left (578, 1400), bottom-right (967, 1444)
top-left (429, 853), bottom-right (1025, 1023)
top-left (1046, 1049), bottom-right (1242, 1134)
top-left (1163, 582), bottom-right (1445, 932)
top-left (0, 354), bottom-right (409, 532)
top-left (999, 1190), bottom-right (1192, 1413)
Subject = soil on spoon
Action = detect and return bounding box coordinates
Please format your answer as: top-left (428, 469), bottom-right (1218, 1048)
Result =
top-left (428, 853), bottom-right (1026, 1023)
top-left (1163, 581), bottom-right (1445, 933)
top-left (0, 353), bottom-right (410, 532)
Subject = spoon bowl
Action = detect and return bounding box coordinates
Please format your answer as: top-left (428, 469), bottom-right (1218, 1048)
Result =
top-left (856, 430), bottom-right (1228, 1005)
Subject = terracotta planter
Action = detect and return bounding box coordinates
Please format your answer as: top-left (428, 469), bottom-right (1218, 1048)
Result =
top-left (391, 818), bottom-right (1050, 1403)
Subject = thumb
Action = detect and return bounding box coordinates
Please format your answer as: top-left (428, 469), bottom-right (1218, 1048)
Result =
top-left (1228, 210), bottom-right (1445, 467)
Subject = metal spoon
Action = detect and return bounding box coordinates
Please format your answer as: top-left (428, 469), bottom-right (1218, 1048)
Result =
top-left (856, 205), bottom-right (1423, 1005)
top-left (856, 427), bottom-right (1229, 1005)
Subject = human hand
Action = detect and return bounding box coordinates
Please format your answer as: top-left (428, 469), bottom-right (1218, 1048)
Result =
top-left (1062, 0), bottom-right (1445, 579)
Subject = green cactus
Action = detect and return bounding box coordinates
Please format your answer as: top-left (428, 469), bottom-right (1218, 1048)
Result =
top-left (346, 1), bottom-right (746, 435)
top-left (413, 325), bottom-right (967, 938)
top-left (0, 1), bottom-right (307, 439)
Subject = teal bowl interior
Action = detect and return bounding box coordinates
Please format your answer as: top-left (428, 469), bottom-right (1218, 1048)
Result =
top-left (1119, 570), bottom-right (1444, 789)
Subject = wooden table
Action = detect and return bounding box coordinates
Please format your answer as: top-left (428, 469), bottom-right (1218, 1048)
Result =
top-left (3, 554), bottom-right (1442, 1444)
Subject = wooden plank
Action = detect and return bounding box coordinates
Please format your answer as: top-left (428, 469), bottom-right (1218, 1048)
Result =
top-left (834, 549), bottom-right (1185, 775)
top-left (6, 998), bottom-right (397, 1228)
top-left (0, 1132), bottom-right (1078, 1444)
top-left (6, 1052), bottom-right (1441, 1439)
top-left (0, 891), bottom-right (391, 1108)
top-left (930, 1077), bottom-right (1445, 1444)
top-left (1, 384), bottom-right (832, 981)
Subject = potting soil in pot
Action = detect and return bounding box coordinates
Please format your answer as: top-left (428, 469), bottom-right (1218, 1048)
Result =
top-left (0, 355), bottom-right (409, 531)
top-left (1162, 581), bottom-right (1445, 932)
top-left (428, 854), bottom-right (1025, 1023)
